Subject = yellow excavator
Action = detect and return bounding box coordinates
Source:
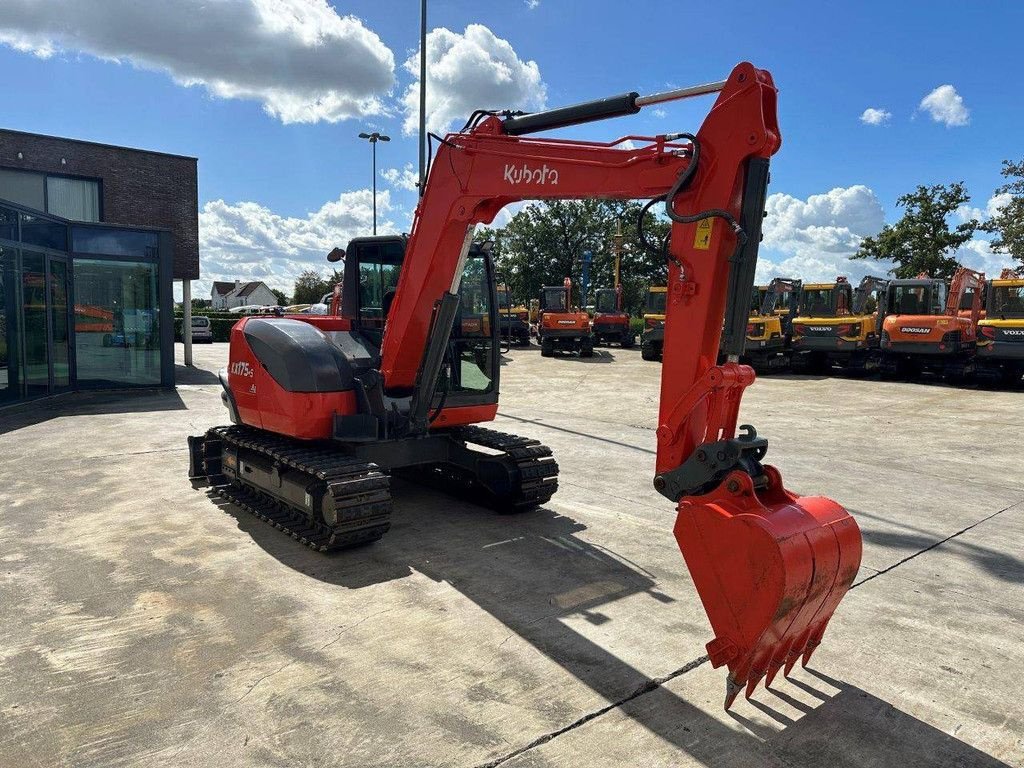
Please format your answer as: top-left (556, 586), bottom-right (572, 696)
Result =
top-left (976, 268), bottom-right (1024, 385)
top-left (640, 285), bottom-right (667, 361)
top-left (790, 275), bottom-right (890, 374)
top-left (743, 277), bottom-right (800, 371)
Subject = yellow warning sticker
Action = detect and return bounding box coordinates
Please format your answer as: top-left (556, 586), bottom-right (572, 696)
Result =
top-left (694, 218), bottom-right (714, 250)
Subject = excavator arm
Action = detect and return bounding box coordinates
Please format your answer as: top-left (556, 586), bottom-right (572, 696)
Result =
top-left (947, 266), bottom-right (986, 326)
top-left (853, 275), bottom-right (890, 315)
top-left (381, 62), bottom-right (861, 707)
top-left (759, 277), bottom-right (802, 316)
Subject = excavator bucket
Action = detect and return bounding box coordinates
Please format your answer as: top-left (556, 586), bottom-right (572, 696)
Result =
top-left (673, 465), bottom-right (862, 709)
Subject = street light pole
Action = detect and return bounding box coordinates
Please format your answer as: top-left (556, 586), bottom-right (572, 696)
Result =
top-left (418, 0), bottom-right (427, 196)
top-left (358, 131), bottom-right (390, 235)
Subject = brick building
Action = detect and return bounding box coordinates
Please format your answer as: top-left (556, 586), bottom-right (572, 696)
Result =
top-left (0, 129), bottom-right (198, 405)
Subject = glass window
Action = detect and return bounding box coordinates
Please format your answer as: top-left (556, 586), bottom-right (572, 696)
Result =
top-left (0, 169), bottom-right (45, 211)
top-left (647, 289), bottom-right (666, 315)
top-left (50, 259), bottom-right (70, 388)
top-left (800, 289), bottom-right (833, 317)
top-left (73, 259), bottom-right (160, 386)
top-left (890, 284), bottom-right (932, 315)
top-left (20, 213), bottom-right (67, 251)
top-left (71, 227), bottom-right (158, 258)
top-left (0, 245), bottom-right (20, 402)
top-left (991, 285), bottom-right (1024, 317)
top-left (352, 240), bottom-right (404, 340)
top-left (595, 290), bottom-right (618, 314)
top-left (47, 177), bottom-right (100, 222)
top-left (542, 287), bottom-right (569, 312)
top-left (446, 254), bottom-right (494, 395)
top-left (21, 251), bottom-right (49, 396)
top-left (0, 205), bottom-right (17, 242)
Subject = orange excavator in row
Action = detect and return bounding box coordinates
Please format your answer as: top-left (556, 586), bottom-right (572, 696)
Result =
top-left (880, 267), bottom-right (985, 381)
top-left (187, 63), bottom-right (861, 708)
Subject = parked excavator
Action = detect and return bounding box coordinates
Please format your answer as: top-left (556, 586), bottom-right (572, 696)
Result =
top-left (880, 266), bottom-right (985, 381)
top-left (743, 277), bottom-right (801, 370)
top-left (187, 63), bottom-right (861, 708)
top-left (497, 283), bottom-right (531, 346)
top-left (976, 268), bottom-right (1024, 385)
top-left (592, 222), bottom-right (636, 348)
top-left (790, 275), bottom-right (890, 374)
top-left (591, 286), bottom-right (635, 347)
top-left (538, 277), bottom-right (594, 357)
top-left (640, 285), bottom-right (666, 361)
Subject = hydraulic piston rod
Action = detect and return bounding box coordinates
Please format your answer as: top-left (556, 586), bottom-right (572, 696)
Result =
top-left (502, 78), bottom-right (728, 136)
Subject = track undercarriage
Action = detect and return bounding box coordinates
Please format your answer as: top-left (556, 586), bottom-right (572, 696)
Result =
top-left (189, 424), bottom-right (559, 552)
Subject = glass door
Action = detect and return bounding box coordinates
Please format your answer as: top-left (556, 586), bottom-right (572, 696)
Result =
top-left (0, 245), bottom-right (20, 403)
top-left (22, 250), bottom-right (49, 397)
top-left (49, 257), bottom-right (70, 390)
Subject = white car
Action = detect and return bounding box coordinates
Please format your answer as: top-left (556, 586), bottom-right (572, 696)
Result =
top-left (190, 316), bottom-right (213, 343)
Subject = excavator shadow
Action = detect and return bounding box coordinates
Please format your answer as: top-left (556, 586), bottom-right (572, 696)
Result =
top-left (208, 483), bottom-right (1009, 767)
top-left (852, 507), bottom-right (1024, 586)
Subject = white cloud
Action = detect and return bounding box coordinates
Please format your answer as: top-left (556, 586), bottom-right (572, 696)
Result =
top-left (652, 108), bottom-right (668, 119)
top-left (381, 163), bottom-right (421, 192)
top-left (758, 185), bottom-right (888, 282)
top-left (525, 0), bottom-right (541, 8)
top-left (0, 0), bottom-right (394, 124)
top-left (955, 192), bottom-right (1013, 223)
top-left (402, 24), bottom-right (546, 135)
top-left (859, 107), bottom-right (892, 126)
top-left (919, 85), bottom-right (970, 127)
top-left (195, 190), bottom-right (396, 297)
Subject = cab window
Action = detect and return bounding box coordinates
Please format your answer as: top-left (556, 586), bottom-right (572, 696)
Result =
top-left (595, 290), bottom-right (618, 314)
top-left (441, 252), bottom-right (496, 396)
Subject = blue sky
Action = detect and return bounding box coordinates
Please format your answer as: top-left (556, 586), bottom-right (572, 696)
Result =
top-left (1, 0), bottom-right (1021, 295)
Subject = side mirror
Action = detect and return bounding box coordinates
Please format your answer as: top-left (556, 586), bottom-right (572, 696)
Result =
top-left (327, 247), bottom-right (345, 263)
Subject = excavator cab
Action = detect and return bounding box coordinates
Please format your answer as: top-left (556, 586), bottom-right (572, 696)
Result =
top-left (592, 287), bottom-right (635, 348)
top-left (880, 270), bottom-right (983, 380)
top-left (496, 284), bottom-right (531, 346)
top-left (743, 277), bottom-right (800, 371)
top-left (976, 271), bottom-right (1024, 385)
top-left (641, 286), bottom-right (667, 361)
top-left (790, 276), bottom-right (889, 373)
top-left (538, 279), bottom-right (594, 358)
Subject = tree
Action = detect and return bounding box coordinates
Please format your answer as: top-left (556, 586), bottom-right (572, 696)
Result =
top-left (292, 270), bottom-right (329, 304)
top-left (980, 159), bottom-right (1024, 270)
top-left (270, 288), bottom-right (290, 306)
top-left (485, 200), bottom-right (669, 314)
top-left (851, 183), bottom-right (977, 280)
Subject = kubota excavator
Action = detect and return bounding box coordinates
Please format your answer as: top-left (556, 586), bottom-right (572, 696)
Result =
top-left (976, 268), bottom-right (1024, 385)
top-left (880, 266), bottom-right (985, 381)
top-left (538, 277), bottom-right (594, 357)
top-left (743, 277), bottom-right (801, 370)
top-left (790, 275), bottom-right (890, 374)
top-left (187, 63), bottom-right (861, 707)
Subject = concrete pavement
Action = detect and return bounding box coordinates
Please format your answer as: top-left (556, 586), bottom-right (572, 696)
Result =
top-left (0, 341), bottom-right (1020, 767)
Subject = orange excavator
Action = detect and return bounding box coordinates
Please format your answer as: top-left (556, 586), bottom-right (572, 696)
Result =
top-left (880, 266), bottom-right (985, 380)
top-left (538, 277), bottom-right (594, 357)
top-left (188, 63), bottom-right (861, 707)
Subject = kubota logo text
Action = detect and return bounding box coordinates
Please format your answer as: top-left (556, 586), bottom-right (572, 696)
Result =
top-left (503, 163), bottom-right (559, 186)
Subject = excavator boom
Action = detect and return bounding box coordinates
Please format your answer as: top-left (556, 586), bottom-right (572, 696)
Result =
top-left (377, 63), bottom-right (860, 705)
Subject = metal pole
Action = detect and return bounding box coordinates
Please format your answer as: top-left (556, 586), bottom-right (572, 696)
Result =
top-left (372, 138), bottom-right (377, 235)
top-left (182, 279), bottom-right (192, 367)
top-left (418, 0), bottom-right (427, 196)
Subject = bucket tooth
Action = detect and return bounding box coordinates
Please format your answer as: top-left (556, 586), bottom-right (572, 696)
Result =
top-left (724, 676), bottom-right (744, 710)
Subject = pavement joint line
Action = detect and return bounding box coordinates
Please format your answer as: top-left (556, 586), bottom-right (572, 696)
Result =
top-left (473, 654), bottom-right (709, 768)
top-left (495, 413), bottom-right (655, 455)
top-left (852, 502), bottom-right (1020, 588)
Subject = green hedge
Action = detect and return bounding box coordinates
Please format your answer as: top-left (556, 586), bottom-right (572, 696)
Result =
top-left (174, 313), bottom-right (240, 343)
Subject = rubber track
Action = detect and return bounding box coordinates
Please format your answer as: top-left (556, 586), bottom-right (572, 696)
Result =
top-left (201, 425), bottom-right (392, 552)
top-left (445, 424), bottom-right (559, 510)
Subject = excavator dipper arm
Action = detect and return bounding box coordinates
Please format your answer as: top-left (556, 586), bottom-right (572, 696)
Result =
top-left (381, 62), bottom-right (861, 707)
